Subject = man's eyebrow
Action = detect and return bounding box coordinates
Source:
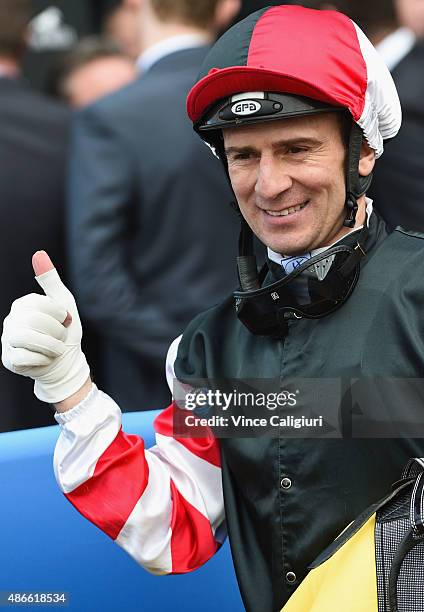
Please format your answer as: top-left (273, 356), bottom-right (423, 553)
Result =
top-left (271, 137), bottom-right (322, 148)
top-left (224, 145), bottom-right (256, 156)
top-left (224, 137), bottom-right (322, 155)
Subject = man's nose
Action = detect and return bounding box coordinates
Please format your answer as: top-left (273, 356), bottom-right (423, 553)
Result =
top-left (255, 156), bottom-right (293, 201)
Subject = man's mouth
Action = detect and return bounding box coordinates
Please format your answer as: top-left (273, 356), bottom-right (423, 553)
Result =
top-left (264, 201), bottom-right (309, 217)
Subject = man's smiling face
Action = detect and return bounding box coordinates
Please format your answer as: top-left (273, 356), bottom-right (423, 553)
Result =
top-left (224, 112), bottom-right (350, 255)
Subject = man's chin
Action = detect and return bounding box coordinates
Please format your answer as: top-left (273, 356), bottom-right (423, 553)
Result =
top-left (266, 240), bottom-right (312, 257)
top-left (259, 226), bottom-right (315, 256)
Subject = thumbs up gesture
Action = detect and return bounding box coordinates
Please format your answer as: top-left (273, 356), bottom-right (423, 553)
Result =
top-left (1, 252), bottom-right (90, 404)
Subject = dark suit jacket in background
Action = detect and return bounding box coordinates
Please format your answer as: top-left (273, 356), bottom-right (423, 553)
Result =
top-left (0, 77), bottom-right (69, 432)
top-left (67, 47), bottom-right (240, 412)
top-left (369, 41), bottom-right (424, 231)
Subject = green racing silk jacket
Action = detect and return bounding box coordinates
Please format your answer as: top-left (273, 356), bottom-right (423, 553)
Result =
top-left (53, 212), bottom-right (424, 612)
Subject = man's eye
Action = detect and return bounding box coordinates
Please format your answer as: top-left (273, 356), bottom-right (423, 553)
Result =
top-left (288, 146), bottom-right (307, 155)
top-left (232, 153), bottom-right (252, 161)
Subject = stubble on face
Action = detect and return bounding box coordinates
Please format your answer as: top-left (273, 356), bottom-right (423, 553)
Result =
top-left (224, 113), bottom-right (353, 256)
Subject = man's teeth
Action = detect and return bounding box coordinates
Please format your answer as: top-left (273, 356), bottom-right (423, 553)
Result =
top-left (266, 202), bottom-right (307, 217)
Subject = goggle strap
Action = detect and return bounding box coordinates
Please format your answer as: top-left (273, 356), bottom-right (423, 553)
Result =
top-left (237, 256), bottom-right (260, 291)
top-left (337, 225), bottom-right (369, 278)
top-left (237, 218), bottom-right (260, 290)
top-left (239, 216), bottom-right (254, 256)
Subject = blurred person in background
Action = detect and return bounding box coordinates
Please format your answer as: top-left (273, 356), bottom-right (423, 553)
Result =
top-left (0, 0), bottom-right (69, 432)
top-left (48, 36), bottom-right (137, 396)
top-left (67, 0), bottom-right (242, 412)
top-left (396, 0), bottom-right (424, 38)
top-left (302, 0), bottom-right (424, 231)
top-left (51, 36), bottom-right (137, 109)
top-left (102, 1), bottom-right (141, 59)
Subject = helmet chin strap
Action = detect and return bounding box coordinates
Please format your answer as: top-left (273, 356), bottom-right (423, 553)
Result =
top-left (237, 217), bottom-right (261, 291)
top-left (344, 122), bottom-right (373, 228)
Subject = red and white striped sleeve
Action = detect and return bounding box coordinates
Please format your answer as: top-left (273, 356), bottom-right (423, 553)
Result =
top-left (53, 336), bottom-right (225, 575)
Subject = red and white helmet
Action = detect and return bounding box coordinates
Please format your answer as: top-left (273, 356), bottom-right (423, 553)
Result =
top-left (187, 7), bottom-right (403, 308)
top-left (187, 5), bottom-right (401, 159)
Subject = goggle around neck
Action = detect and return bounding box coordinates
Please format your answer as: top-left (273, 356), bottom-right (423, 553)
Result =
top-left (234, 224), bottom-right (369, 337)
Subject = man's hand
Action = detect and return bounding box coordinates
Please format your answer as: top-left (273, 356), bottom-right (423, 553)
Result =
top-left (1, 251), bottom-right (91, 407)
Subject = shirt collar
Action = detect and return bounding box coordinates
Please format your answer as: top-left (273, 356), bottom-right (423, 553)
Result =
top-left (376, 27), bottom-right (416, 71)
top-left (267, 198), bottom-right (374, 270)
top-left (136, 34), bottom-right (209, 74)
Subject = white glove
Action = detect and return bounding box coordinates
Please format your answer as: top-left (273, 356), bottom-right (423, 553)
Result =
top-left (2, 252), bottom-right (90, 403)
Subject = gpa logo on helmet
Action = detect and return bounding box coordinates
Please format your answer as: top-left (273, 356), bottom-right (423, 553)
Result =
top-left (231, 100), bottom-right (262, 116)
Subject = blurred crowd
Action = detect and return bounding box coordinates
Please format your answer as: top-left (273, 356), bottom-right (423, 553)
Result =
top-left (1, 0), bottom-right (424, 432)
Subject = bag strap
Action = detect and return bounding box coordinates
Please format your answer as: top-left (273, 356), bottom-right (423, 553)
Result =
top-left (410, 471), bottom-right (424, 536)
top-left (388, 459), bottom-right (424, 611)
top-left (308, 478), bottom-right (414, 570)
top-left (402, 458), bottom-right (424, 536)
top-left (402, 457), bottom-right (424, 479)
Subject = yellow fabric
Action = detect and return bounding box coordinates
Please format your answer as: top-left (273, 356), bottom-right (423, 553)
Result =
top-left (282, 514), bottom-right (378, 612)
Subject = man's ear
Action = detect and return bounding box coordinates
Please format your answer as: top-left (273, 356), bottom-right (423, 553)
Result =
top-left (358, 140), bottom-right (376, 177)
